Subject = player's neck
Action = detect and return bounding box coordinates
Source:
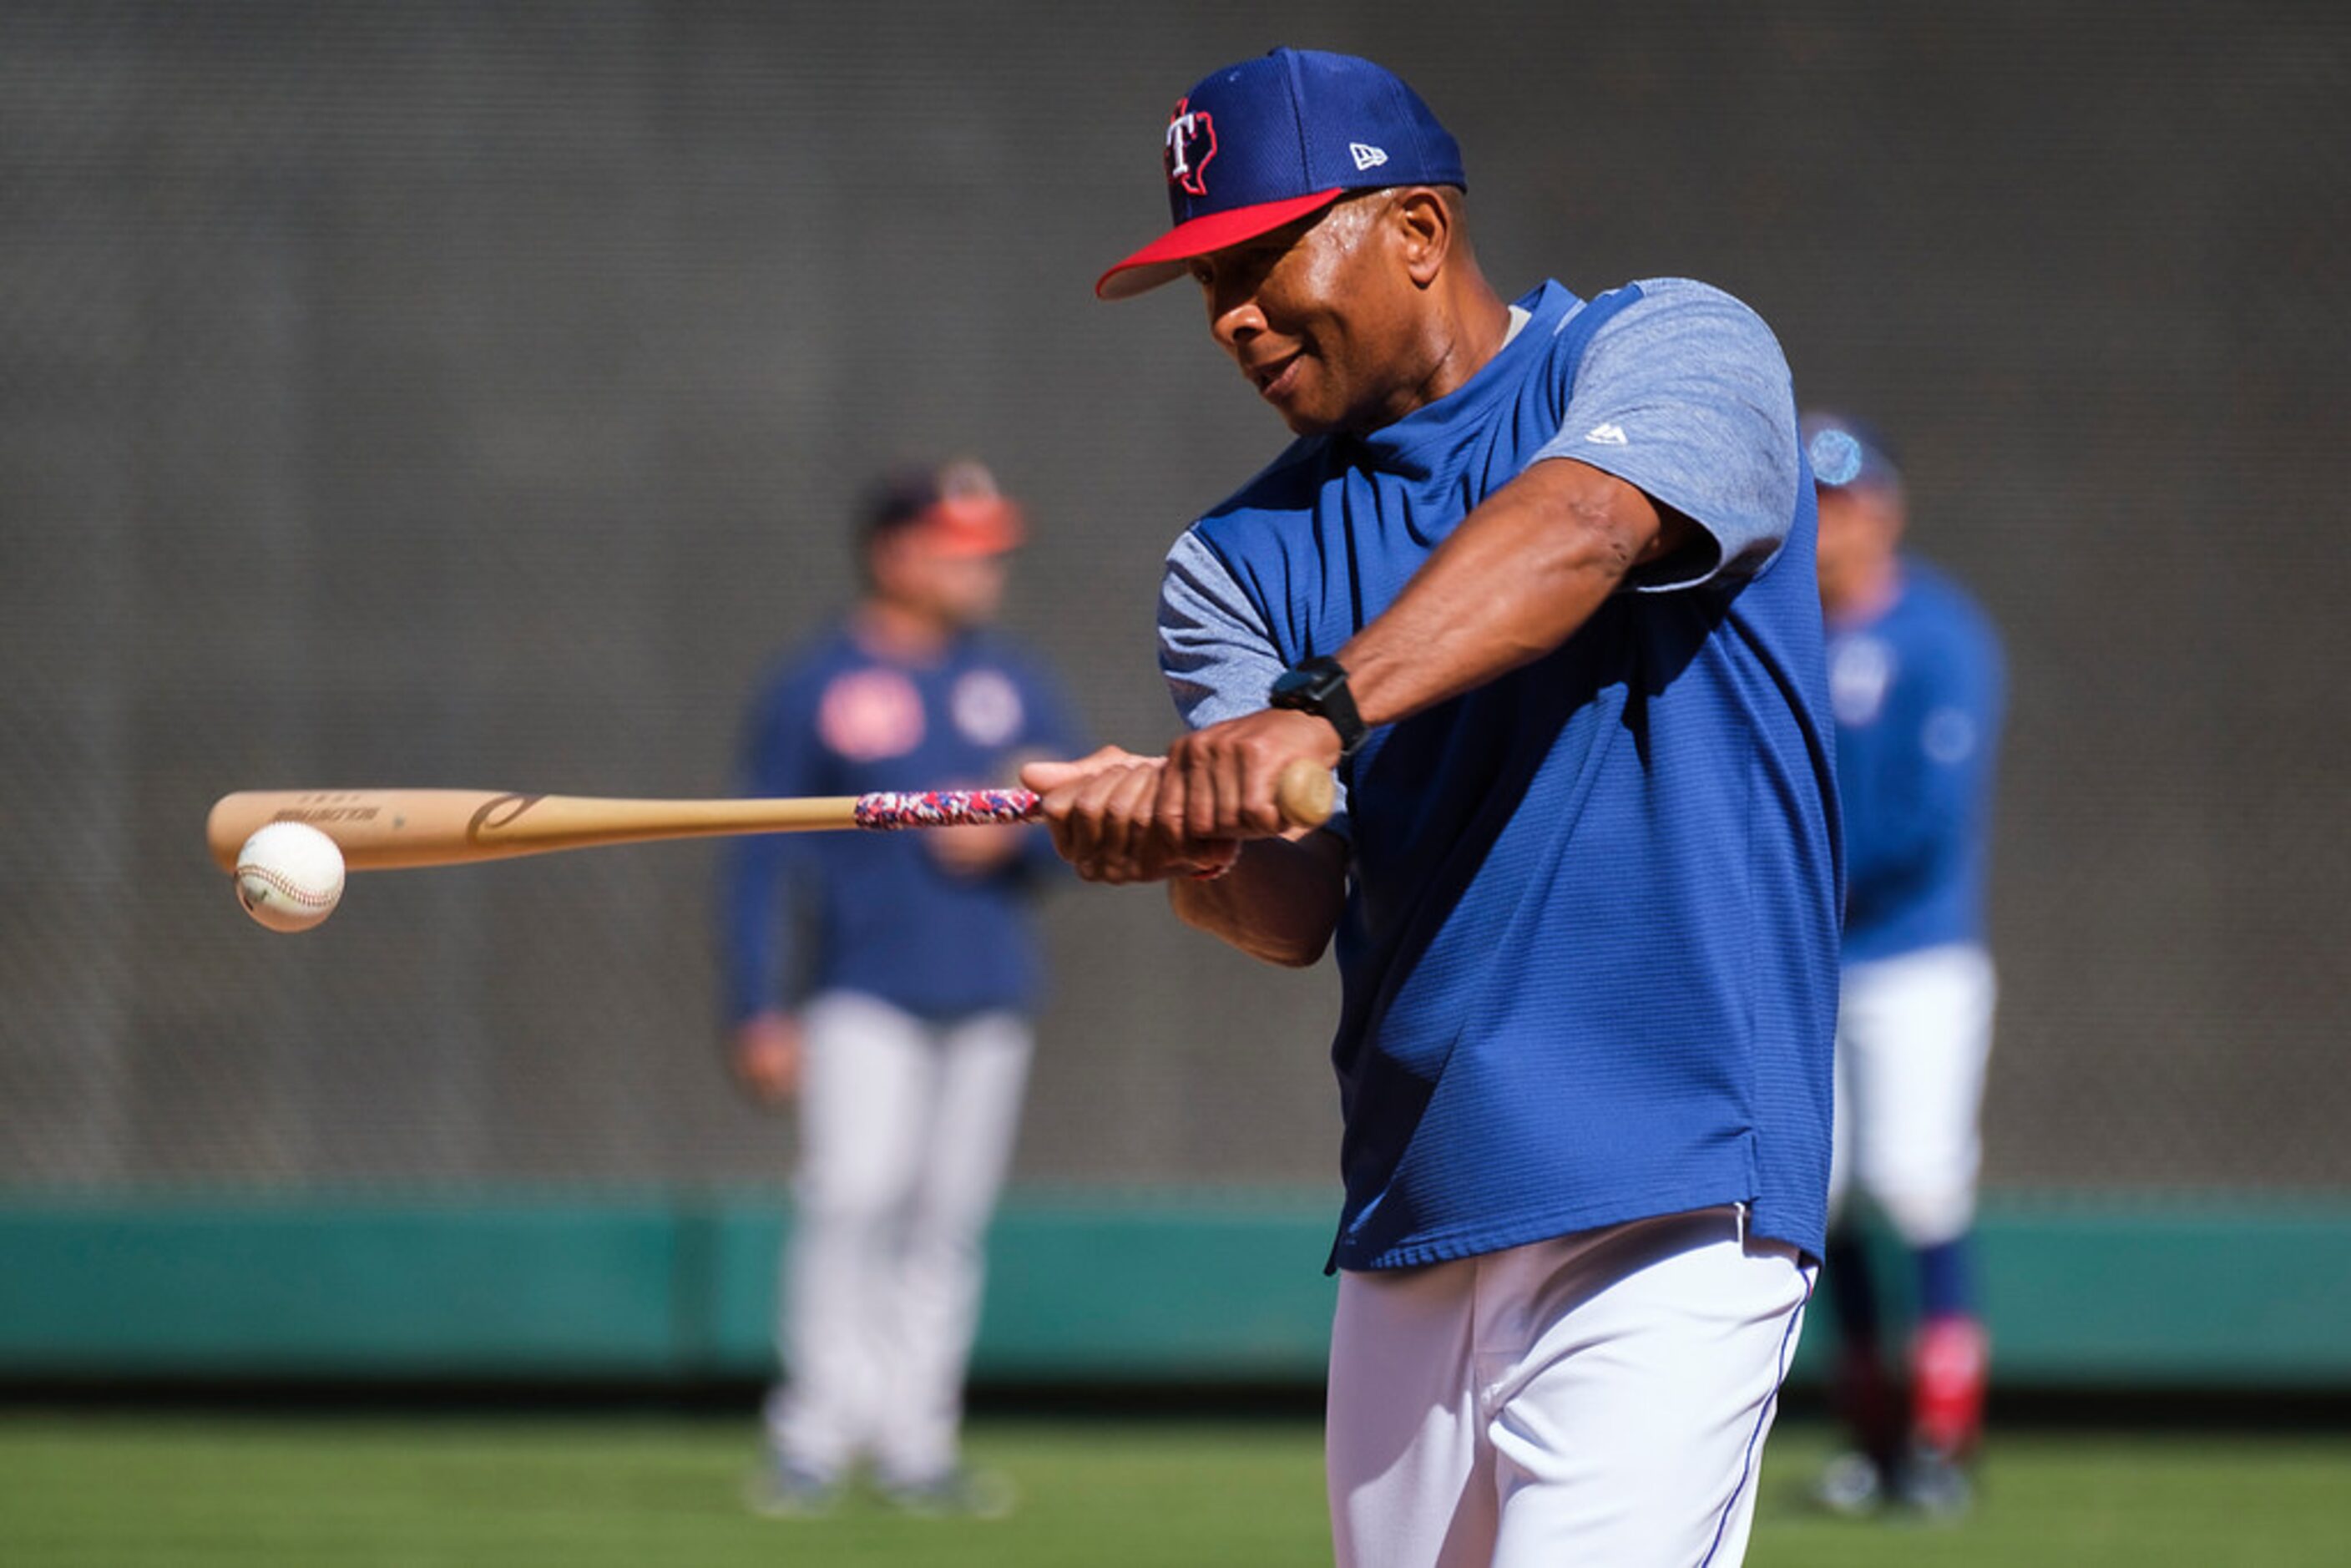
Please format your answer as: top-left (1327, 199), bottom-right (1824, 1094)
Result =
top-left (853, 597), bottom-right (959, 664)
top-left (1399, 274), bottom-right (1514, 420)
top-left (1827, 555), bottom-right (1904, 627)
top-left (1352, 286), bottom-right (1511, 437)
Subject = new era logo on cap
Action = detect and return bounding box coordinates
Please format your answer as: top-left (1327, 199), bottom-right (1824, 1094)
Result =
top-left (1098, 48), bottom-right (1469, 301)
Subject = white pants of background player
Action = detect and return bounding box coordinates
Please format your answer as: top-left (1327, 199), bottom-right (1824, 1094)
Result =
top-left (765, 989), bottom-right (1033, 1485)
top-left (1328, 1205), bottom-right (1814, 1567)
top-left (1828, 943), bottom-right (1997, 1247)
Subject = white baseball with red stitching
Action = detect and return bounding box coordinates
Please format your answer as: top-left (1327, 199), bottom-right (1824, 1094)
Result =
top-left (234, 822), bottom-right (346, 933)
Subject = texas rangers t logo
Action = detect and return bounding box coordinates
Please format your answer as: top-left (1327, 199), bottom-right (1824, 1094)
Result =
top-left (1165, 97), bottom-right (1216, 195)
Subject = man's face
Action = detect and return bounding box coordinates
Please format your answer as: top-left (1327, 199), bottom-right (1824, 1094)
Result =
top-left (1814, 483), bottom-right (1903, 613)
top-left (1187, 194), bottom-right (1428, 438)
top-left (873, 531), bottom-right (1010, 629)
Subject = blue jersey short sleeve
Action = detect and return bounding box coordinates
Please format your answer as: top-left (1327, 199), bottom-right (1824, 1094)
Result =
top-left (720, 658), bottom-right (831, 1024)
top-left (1162, 529), bottom-right (1355, 836)
top-left (1161, 530), bottom-right (1286, 731)
top-left (1164, 279), bottom-right (1840, 1267)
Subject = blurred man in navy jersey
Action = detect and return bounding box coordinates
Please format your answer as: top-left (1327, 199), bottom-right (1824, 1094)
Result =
top-left (722, 459), bottom-right (1080, 1519)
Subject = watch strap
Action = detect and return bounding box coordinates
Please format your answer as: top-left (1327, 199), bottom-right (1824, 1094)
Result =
top-left (1270, 655), bottom-right (1368, 758)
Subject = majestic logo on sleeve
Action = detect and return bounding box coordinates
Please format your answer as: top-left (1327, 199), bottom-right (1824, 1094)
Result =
top-left (1165, 97), bottom-right (1217, 196)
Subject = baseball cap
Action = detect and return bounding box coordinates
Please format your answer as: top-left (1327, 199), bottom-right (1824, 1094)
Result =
top-left (1801, 412), bottom-right (1903, 492)
top-left (1095, 48), bottom-right (1468, 301)
top-left (862, 458), bottom-right (1026, 557)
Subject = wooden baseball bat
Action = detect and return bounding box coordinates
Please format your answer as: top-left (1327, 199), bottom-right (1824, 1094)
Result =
top-left (206, 760), bottom-right (1337, 873)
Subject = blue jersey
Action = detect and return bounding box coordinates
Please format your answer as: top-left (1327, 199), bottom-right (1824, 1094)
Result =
top-left (1828, 557), bottom-right (2004, 964)
top-left (1160, 278), bottom-right (1841, 1266)
top-left (720, 621), bottom-right (1082, 1024)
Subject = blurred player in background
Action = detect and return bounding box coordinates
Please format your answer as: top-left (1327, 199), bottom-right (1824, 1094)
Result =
top-left (720, 458), bottom-right (1082, 1519)
top-left (1802, 413), bottom-right (2006, 1519)
top-left (1027, 49), bottom-right (1838, 1566)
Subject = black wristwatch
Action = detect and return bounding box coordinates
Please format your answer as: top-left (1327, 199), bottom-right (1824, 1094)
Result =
top-left (1268, 655), bottom-right (1368, 759)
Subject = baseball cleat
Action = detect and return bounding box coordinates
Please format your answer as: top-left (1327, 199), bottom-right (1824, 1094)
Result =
top-left (1813, 1449), bottom-right (1888, 1517)
top-left (1893, 1441), bottom-right (1974, 1520)
top-left (878, 1464), bottom-right (1016, 1520)
top-left (745, 1455), bottom-right (842, 1519)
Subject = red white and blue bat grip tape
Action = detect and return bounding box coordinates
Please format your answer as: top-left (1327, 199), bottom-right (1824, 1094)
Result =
top-left (852, 788), bottom-right (1041, 831)
top-left (852, 786), bottom-right (1236, 879)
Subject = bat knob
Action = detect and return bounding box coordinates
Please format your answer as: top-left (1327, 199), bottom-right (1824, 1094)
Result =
top-left (1275, 760), bottom-right (1336, 829)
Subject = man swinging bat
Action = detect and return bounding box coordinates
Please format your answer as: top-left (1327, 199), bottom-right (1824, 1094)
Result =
top-left (1020, 48), bottom-right (1841, 1567)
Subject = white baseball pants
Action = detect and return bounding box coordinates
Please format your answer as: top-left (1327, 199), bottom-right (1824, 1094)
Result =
top-left (765, 989), bottom-right (1033, 1485)
top-left (1327, 1206), bottom-right (1813, 1568)
top-left (1828, 943), bottom-right (1997, 1247)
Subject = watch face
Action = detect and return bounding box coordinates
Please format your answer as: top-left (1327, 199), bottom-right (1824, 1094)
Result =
top-left (1272, 657), bottom-right (1343, 707)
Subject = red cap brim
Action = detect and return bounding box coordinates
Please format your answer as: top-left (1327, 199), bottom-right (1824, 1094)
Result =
top-left (1095, 189), bottom-right (1346, 301)
top-left (912, 496), bottom-right (1026, 558)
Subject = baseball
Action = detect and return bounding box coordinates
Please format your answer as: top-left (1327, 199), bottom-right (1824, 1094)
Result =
top-left (234, 822), bottom-right (346, 933)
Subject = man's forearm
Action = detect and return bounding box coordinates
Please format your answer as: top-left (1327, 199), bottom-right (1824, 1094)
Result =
top-left (1336, 458), bottom-right (1676, 727)
top-left (1168, 832), bottom-right (1349, 968)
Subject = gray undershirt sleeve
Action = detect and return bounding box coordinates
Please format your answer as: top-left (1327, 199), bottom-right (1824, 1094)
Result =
top-left (1532, 276), bottom-right (1802, 592)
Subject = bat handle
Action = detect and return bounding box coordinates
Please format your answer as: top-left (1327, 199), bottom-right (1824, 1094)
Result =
top-left (851, 760), bottom-right (1332, 833)
top-left (852, 788), bottom-right (1042, 830)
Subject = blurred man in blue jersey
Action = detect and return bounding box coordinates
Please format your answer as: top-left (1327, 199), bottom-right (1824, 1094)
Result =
top-left (720, 458), bottom-right (1081, 1519)
top-left (1026, 48), bottom-right (1839, 1566)
top-left (1802, 413), bottom-right (2006, 1519)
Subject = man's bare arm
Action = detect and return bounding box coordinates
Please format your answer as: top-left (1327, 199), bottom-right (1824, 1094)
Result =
top-left (1169, 829), bottom-right (1349, 967)
top-left (1337, 456), bottom-right (1687, 727)
top-left (1160, 458), bottom-right (1691, 837)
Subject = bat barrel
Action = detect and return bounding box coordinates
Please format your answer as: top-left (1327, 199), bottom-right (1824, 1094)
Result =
top-left (205, 789), bottom-right (865, 873)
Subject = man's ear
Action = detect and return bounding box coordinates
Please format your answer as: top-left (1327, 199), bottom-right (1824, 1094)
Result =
top-left (865, 529), bottom-right (910, 593)
top-left (1878, 489), bottom-right (1910, 544)
top-left (1390, 188), bottom-right (1453, 287)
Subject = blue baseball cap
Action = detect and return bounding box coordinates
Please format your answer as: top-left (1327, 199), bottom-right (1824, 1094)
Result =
top-left (1801, 411), bottom-right (1903, 491)
top-left (1095, 48), bottom-right (1468, 301)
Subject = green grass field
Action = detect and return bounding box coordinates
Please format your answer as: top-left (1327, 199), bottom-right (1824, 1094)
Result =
top-left (3, 1410), bottom-right (2346, 1566)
